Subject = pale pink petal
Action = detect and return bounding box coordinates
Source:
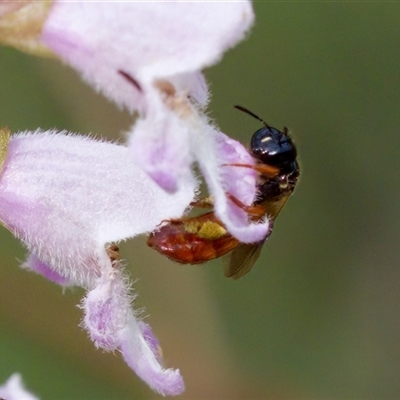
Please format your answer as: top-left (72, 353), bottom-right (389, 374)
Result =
top-left (0, 131), bottom-right (193, 395)
top-left (119, 320), bottom-right (184, 397)
top-left (138, 321), bottom-right (162, 363)
top-left (127, 90), bottom-right (194, 192)
top-left (0, 131), bottom-right (196, 287)
top-left (81, 251), bottom-right (131, 351)
top-left (170, 71), bottom-right (209, 107)
top-left (22, 253), bottom-right (71, 287)
top-left (41, 2), bottom-right (253, 111)
top-left (194, 127), bottom-right (270, 243)
top-left (0, 374), bottom-right (39, 400)
top-left (40, 1), bottom-right (263, 243)
top-left (81, 250), bottom-right (183, 396)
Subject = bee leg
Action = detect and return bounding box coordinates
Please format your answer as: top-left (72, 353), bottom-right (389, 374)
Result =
top-left (156, 202), bottom-right (210, 227)
top-left (154, 197), bottom-right (214, 228)
top-left (227, 193), bottom-right (266, 218)
top-left (253, 163), bottom-right (280, 177)
top-left (222, 163), bottom-right (279, 178)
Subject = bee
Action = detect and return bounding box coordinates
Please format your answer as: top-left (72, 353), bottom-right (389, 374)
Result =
top-left (147, 106), bottom-right (300, 279)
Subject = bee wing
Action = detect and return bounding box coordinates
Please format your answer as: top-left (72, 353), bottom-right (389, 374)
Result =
top-left (224, 242), bottom-right (264, 280)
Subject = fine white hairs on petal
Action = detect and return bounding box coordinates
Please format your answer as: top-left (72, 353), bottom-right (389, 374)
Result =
top-left (81, 249), bottom-right (184, 396)
top-left (81, 251), bottom-right (131, 351)
top-left (0, 131), bottom-right (196, 287)
top-left (193, 124), bottom-right (270, 244)
top-left (127, 86), bottom-right (194, 193)
top-left (119, 319), bottom-right (185, 397)
top-left (40, 1), bottom-right (263, 243)
top-left (22, 252), bottom-right (72, 287)
top-left (41, 2), bottom-right (254, 111)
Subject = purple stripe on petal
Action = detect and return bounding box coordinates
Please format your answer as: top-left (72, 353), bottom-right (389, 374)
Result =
top-left (119, 320), bottom-right (185, 397)
top-left (23, 253), bottom-right (71, 287)
top-left (139, 321), bottom-right (162, 363)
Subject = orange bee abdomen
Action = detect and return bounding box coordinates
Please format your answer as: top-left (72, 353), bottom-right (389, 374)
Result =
top-left (147, 213), bottom-right (239, 264)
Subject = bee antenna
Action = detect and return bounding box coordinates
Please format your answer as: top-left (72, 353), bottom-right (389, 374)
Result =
top-left (234, 105), bottom-right (270, 128)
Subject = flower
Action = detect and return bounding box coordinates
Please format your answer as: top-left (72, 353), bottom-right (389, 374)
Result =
top-left (0, 128), bottom-right (196, 395)
top-left (0, 374), bottom-right (39, 400)
top-left (40, 1), bottom-right (270, 244)
top-left (0, 1), bottom-right (271, 396)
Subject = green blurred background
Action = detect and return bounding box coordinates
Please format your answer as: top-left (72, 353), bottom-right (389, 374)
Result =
top-left (1, 3), bottom-right (400, 399)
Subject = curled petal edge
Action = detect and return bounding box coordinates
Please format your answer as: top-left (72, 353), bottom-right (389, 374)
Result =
top-left (81, 251), bottom-right (184, 396)
top-left (194, 125), bottom-right (270, 243)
